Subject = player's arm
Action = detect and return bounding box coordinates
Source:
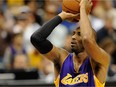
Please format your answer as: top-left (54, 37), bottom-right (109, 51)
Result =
top-left (30, 11), bottom-right (78, 62)
top-left (79, 0), bottom-right (110, 67)
top-left (30, 15), bottom-right (62, 61)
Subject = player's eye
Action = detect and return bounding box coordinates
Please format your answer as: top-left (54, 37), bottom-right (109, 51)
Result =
top-left (72, 31), bottom-right (75, 35)
top-left (77, 32), bottom-right (81, 36)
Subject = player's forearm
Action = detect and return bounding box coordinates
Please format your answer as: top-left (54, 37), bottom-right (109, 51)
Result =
top-left (34, 16), bottom-right (62, 39)
top-left (30, 16), bottom-right (62, 54)
top-left (80, 7), bottom-right (94, 41)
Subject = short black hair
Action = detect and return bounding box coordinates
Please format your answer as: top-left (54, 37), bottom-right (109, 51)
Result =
top-left (75, 27), bottom-right (97, 40)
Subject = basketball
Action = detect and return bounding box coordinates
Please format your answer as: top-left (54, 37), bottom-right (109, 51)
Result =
top-left (62, 0), bottom-right (80, 14)
top-left (62, 0), bottom-right (80, 21)
top-left (62, 0), bottom-right (92, 21)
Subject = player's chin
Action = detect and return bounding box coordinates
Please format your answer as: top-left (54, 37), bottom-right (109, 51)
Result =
top-left (71, 47), bottom-right (75, 52)
top-left (71, 44), bottom-right (77, 51)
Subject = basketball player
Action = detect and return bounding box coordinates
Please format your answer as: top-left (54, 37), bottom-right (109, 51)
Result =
top-left (30, 0), bottom-right (110, 86)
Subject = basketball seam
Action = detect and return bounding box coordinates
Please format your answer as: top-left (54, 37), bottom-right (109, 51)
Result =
top-left (75, 0), bottom-right (80, 3)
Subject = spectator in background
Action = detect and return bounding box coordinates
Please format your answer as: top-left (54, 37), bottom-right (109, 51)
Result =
top-left (113, 0), bottom-right (116, 8)
top-left (3, 33), bottom-right (27, 70)
top-left (92, 0), bottom-right (106, 19)
top-left (97, 14), bottom-right (116, 43)
top-left (22, 11), bottom-right (40, 53)
top-left (28, 49), bottom-right (43, 71)
top-left (12, 54), bottom-right (28, 70)
top-left (0, 0), bottom-right (7, 11)
top-left (103, 0), bottom-right (116, 29)
top-left (90, 0), bottom-right (104, 32)
top-left (40, 57), bottom-right (54, 83)
top-left (13, 12), bottom-right (28, 33)
top-left (43, 4), bottom-right (58, 22)
top-left (92, 0), bottom-right (116, 30)
top-left (0, 9), bottom-right (8, 62)
top-left (24, 0), bottom-right (43, 25)
top-left (13, 8), bottom-right (41, 53)
top-left (7, 0), bottom-right (24, 7)
top-left (0, 8), bottom-right (13, 69)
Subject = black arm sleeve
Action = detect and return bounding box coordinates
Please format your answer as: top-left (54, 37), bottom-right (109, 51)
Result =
top-left (30, 16), bottom-right (62, 54)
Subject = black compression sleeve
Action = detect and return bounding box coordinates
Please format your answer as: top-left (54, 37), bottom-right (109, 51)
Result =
top-left (30, 16), bottom-right (62, 54)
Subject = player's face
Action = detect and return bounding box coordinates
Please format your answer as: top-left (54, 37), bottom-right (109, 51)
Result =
top-left (71, 28), bottom-right (84, 54)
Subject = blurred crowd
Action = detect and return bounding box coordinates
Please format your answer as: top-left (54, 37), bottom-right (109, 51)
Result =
top-left (0, 0), bottom-right (116, 83)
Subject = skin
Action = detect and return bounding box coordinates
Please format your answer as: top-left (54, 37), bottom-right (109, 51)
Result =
top-left (42, 0), bottom-right (110, 84)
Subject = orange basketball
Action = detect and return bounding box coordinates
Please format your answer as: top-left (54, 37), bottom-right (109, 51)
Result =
top-left (62, 0), bottom-right (80, 21)
top-left (62, 0), bottom-right (80, 14)
top-left (62, 0), bottom-right (92, 21)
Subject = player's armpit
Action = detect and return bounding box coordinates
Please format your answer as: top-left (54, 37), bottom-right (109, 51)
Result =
top-left (43, 46), bottom-right (60, 61)
top-left (43, 46), bottom-right (69, 63)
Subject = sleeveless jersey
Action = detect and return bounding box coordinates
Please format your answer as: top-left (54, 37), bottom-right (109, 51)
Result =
top-left (54, 53), bottom-right (105, 87)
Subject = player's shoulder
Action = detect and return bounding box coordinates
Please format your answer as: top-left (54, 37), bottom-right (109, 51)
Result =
top-left (58, 48), bottom-right (70, 65)
top-left (59, 48), bottom-right (69, 57)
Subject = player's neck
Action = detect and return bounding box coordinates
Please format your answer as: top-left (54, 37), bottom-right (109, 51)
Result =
top-left (73, 51), bottom-right (88, 63)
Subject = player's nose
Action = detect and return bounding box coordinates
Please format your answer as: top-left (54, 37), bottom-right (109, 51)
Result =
top-left (72, 35), bottom-right (76, 40)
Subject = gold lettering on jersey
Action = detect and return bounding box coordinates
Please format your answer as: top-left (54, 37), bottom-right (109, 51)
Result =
top-left (61, 73), bottom-right (88, 85)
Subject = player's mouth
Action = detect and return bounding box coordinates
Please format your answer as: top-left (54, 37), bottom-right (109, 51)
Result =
top-left (71, 41), bottom-right (77, 47)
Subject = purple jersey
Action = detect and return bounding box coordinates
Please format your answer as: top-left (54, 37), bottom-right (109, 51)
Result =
top-left (59, 53), bottom-right (95, 87)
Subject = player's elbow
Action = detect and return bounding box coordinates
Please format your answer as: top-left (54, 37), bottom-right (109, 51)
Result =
top-left (30, 33), bottom-right (41, 46)
top-left (30, 33), bottom-right (41, 52)
top-left (30, 33), bottom-right (53, 54)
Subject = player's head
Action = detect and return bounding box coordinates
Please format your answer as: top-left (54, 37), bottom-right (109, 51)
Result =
top-left (71, 27), bottom-right (84, 54)
top-left (71, 27), bottom-right (96, 54)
